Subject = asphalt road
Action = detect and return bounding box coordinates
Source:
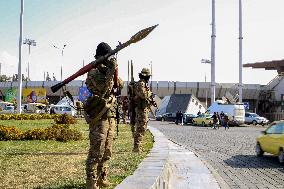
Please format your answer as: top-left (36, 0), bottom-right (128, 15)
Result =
top-left (151, 121), bottom-right (284, 189)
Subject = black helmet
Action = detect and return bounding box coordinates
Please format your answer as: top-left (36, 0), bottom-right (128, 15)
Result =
top-left (95, 42), bottom-right (112, 59)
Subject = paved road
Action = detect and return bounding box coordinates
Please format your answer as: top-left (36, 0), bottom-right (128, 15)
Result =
top-left (151, 121), bottom-right (284, 189)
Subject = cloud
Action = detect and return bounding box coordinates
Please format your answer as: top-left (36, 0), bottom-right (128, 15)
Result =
top-left (0, 51), bottom-right (18, 75)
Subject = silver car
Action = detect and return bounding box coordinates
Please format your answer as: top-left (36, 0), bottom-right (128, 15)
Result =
top-left (245, 112), bottom-right (269, 125)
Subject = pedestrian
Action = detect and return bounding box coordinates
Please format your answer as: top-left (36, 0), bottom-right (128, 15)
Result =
top-left (181, 112), bottom-right (184, 125)
top-left (175, 111), bottom-right (179, 125)
top-left (220, 111), bottom-right (225, 126)
top-left (84, 42), bottom-right (119, 189)
top-left (223, 113), bottom-right (229, 130)
top-left (197, 110), bottom-right (201, 116)
top-left (133, 68), bottom-right (156, 153)
top-left (212, 112), bottom-right (218, 129)
top-left (216, 112), bottom-right (221, 129)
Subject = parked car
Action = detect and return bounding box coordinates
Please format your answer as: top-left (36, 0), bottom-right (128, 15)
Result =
top-left (160, 113), bottom-right (176, 122)
top-left (51, 105), bottom-right (76, 116)
top-left (245, 112), bottom-right (269, 125)
top-left (192, 113), bottom-right (213, 126)
top-left (0, 105), bottom-right (15, 114)
top-left (183, 113), bottom-right (197, 125)
top-left (256, 121), bottom-right (284, 163)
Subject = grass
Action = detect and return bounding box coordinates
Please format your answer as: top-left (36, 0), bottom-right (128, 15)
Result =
top-left (0, 118), bottom-right (154, 189)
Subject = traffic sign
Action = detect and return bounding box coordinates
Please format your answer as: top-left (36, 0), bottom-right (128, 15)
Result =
top-left (244, 102), bottom-right (249, 110)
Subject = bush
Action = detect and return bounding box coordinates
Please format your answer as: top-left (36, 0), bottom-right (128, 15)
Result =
top-left (0, 124), bottom-right (82, 142)
top-left (54, 114), bottom-right (77, 125)
top-left (0, 125), bottom-right (23, 140)
top-left (0, 114), bottom-right (60, 120)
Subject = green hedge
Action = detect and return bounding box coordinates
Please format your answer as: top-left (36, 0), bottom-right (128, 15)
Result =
top-left (0, 114), bottom-right (60, 120)
top-left (0, 124), bottom-right (82, 142)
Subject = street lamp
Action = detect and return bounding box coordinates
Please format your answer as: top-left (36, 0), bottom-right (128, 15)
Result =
top-left (201, 59), bottom-right (211, 108)
top-left (53, 44), bottom-right (67, 81)
top-left (23, 38), bottom-right (36, 80)
top-left (149, 61), bottom-right (153, 91)
top-left (17, 0), bottom-right (24, 114)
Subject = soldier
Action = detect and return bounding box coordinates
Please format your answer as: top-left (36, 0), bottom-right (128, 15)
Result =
top-left (133, 68), bottom-right (155, 152)
top-left (121, 97), bottom-right (129, 124)
top-left (84, 42), bottom-right (118, 189)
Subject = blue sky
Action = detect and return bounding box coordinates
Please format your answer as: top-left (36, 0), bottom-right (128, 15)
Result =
top-left (0, 0), bottom-right (283, 84)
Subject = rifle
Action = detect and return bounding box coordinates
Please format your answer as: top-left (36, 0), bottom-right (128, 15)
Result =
top-left (51, 24), bottom-right (158, 93)
top-left (128, 61), bottom-right (136, 126)
top-left (115, 89), bottom-right (121, 136)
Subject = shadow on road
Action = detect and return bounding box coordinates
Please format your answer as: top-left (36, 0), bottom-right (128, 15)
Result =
top-left (224, 154), bottom-right (284, 171)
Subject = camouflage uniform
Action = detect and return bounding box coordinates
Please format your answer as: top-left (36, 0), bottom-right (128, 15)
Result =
top-left (85, 43), bottom-right (117, 189)
top-left (133, 68), bottom-right (153, 152)
top-left (121, 98), bottom-right (129, 124)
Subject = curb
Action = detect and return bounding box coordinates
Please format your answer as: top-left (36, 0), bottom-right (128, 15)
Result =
top-left (115, 126), bottom-right (222, 189)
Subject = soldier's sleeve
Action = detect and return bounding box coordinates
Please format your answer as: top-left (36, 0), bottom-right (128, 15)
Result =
top-left (101, 57), bottom-right (116, 97)
top-left (135, 82), bottom-right (152, 100)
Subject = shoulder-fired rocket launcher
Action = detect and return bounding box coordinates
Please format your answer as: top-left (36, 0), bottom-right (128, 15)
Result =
top-left (51, 24), bottom-right (158, 93)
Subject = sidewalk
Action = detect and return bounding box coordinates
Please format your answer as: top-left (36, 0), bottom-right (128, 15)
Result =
top-left (115, 126), bottom-right (221, 189)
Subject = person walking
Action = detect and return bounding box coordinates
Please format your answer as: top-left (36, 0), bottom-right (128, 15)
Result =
top-left (216, 112), bottom-right (221, 129)
top-left (84, 42), bottom-right (119, 189)
top-left (133, 68), bottom-right (155, 153)
top-left (223, 113), bottom-right (229, 130)
top-left (212, 112), bottom-right (218, 129)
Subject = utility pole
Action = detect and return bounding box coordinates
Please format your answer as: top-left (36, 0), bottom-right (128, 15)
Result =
top-left (53, 44), bottom-right (67, 81)
top-left (239, 0), bottom-right (243, 103)
top-left (211, 0), bottom-right (216, 105)
top-left (17, 0), bottom-right (24, 113)
top-left (150, 61), bottom-right (153, 91)
top-left (23, 38), bottom-right (36, 80)
top-left (201, 59), bottom-right (211, 109)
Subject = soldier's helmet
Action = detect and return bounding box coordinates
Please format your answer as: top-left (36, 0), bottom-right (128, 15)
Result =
top-left (95, 42), bottom-right (112, 59)
top-left (140, 68), bottom-right (151, 77)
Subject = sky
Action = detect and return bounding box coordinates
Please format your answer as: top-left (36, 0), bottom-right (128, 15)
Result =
top-left (0, 0), bottom-right (283, 84)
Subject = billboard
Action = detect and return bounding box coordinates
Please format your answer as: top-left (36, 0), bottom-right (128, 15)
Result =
top-left (22, 88), bottom-right (46, 103)
top-left (4, 88), bottom-right (17, 103)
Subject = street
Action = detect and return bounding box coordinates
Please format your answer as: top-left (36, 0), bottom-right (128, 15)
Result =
top-left (151, 121), bottom-right (284, 189)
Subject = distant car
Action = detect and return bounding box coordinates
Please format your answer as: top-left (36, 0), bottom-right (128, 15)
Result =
top-left (183, 113), bottom-right (197, 125)
top-left (256, 121), bottom-right (284, 163)
top-left (245, 112), bottom-right (269, 126)
top-left (156, 113), bottom-right (176, 122)
top-left (0, 105), bottom-right (15, 114)
top-left (52, 105), bottom-right (76, 116)
top-left (192, 113), bottom-right (213, 126)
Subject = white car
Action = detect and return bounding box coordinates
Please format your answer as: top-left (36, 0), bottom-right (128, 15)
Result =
top-left (52, 105), bottom-right (76, 116)
top-left (245, 112), bottom-right (269, 125)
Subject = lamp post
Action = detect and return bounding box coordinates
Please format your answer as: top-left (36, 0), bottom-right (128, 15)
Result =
top-left (238, 0), bottom-right (243, 103)
top-left (23, 38), bottom-right (36, 80)
top-left (53, 44), bottom-right (67, 81)
top-left (17, 0), bottom-right (24, 114)
top-left (201, 59), bottom-right (211, 108)
top-left (149, 61), bottom-right (153, 91)
top-left (211, 0), bottom-right (216, 105)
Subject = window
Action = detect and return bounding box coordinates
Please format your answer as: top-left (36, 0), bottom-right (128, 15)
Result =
top-left (195, 101), bottom-right (198, 106)
top-left (192, 99), bottom-right (195, 102)
top-left (266, 123), bottom-right (284, 134)
top-left (199, 105), bottom-right (202, 109)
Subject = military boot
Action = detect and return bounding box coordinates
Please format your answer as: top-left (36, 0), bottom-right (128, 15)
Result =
top-left (98, 171), bottom-right (111, 187)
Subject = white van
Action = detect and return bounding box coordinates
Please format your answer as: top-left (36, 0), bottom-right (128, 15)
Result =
top-left (207, 100), bottom-right (245, 125)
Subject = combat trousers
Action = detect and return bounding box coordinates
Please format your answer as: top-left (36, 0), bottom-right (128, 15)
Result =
top-left (133, 107), bottom-right (149, 152)
top-left (86, 117), bottom-right (115, 189)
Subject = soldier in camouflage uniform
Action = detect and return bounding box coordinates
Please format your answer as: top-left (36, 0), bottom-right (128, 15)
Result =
top-left (84, 42), bottom-right (118, 189)
top-left (133, 68), bottom-right (154, 152)
top-left (121, 97), bottom-right (129, 124)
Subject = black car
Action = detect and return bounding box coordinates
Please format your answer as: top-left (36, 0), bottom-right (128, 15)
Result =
top-left (183, 113), bottom-right (197, 124)
top-left (156, 113), bottom-right (176, 122)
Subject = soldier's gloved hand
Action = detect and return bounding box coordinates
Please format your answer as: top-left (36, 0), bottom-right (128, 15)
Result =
top-left (103, 56), bottom-right (116, 68)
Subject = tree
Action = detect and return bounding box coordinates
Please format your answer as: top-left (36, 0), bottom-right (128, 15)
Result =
top-left (0, 75), bottom-right (12, 82)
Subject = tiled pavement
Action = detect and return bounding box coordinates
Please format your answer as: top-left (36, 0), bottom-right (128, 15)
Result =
top-left (152, 121), bottom-right (284, 189)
